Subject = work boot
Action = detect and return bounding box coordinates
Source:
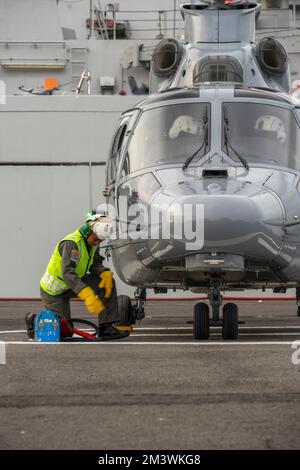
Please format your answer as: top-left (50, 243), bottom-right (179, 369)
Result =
top-left (98, 323), bottom-right (129, 340)
top-left (25, 312), bottom-right (37, 339)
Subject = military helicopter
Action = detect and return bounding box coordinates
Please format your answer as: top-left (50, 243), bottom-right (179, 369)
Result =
top-left (103, 0), bottom-right (300, 340)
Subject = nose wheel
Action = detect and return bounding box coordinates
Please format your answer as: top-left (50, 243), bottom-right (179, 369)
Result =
top-left (193, 302), bottom-right (209, 339)
top-left (222, 303), bottom-right (239, 340)
top-left (193, 278), bottom-right (239, 340)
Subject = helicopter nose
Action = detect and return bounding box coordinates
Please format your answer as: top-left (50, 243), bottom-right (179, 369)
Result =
top-left (149, 183), bottom-right (284, 261)
top-left (188, 192), bottom-right (281, 256)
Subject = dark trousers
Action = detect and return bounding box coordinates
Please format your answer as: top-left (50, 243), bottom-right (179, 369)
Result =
top-left (40, 274), bottom-right (119, 326)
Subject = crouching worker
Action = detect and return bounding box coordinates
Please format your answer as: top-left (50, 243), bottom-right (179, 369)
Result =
top-left (25, 215), bottom-right (128, 340)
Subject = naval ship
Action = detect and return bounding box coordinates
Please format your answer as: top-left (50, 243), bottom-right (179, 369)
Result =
top-left (1, 0), bottom-right (300, 298)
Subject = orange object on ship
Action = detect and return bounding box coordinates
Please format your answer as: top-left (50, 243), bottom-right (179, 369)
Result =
top-left (43, 77), bottom-right (59, 89)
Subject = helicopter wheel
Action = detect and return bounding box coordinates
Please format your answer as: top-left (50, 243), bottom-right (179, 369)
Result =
top-left (193, 302), bottom-right (210, 340)
top-left (222, 303), bottom-right (239, 340)
top-left (117, 295), bottom-right (133, 326)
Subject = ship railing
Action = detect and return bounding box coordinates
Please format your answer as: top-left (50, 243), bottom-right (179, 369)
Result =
top-left (87, 5), bottom-right (300, 42)
top-left (87, 8), bottom-right (185, 41)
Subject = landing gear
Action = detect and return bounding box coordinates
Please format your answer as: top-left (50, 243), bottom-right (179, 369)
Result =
top-left (132, 287), bottom-right (146, 323)
top-left (117, 295), bottom-right (133, 326)
top-left (208, 277), bottom-right (223, 325)
top-left (222, 303), bottom-right (239, 340)
top-left (118, 288), bottom-right (147, 327)
top-left (194, 302), bottom-right (209, 339)
top-left (193, 277), bottom-right (239, 340)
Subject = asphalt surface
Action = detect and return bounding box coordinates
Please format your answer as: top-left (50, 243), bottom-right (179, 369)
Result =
top-left (0, 299), bottom-right (300, 450)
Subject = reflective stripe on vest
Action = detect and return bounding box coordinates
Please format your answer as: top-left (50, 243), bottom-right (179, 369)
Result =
top-left (40, 229), bottom-right (96, 296)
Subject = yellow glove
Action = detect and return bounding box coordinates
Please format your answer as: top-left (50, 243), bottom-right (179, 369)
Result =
top-left (77, 287), bottom-right (105, 315)
top-left (99, 270), bottom-right (113, 299)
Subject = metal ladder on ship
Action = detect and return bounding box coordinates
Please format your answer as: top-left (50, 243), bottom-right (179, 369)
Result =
top-left (69, 47), bottom-right (89, 92)
top-left (94, 1), bottom-right (109, 40)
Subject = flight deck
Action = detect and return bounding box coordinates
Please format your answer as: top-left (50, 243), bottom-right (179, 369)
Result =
top-left (0, 299), bottom-right (299, 450)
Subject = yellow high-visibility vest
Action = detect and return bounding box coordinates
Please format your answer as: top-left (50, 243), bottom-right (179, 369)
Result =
top-left (40, 229), bottom-right (96, 296)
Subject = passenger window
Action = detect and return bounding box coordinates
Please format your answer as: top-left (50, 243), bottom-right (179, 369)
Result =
top-left (108, 124), bottom-right (127, 183)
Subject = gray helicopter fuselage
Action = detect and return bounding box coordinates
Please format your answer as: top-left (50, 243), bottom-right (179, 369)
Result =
top-left (105, 85), bottom-right (300, 293)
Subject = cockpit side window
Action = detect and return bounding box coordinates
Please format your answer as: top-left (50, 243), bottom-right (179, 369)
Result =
top-left (107, 123), bottom-right (127, 184)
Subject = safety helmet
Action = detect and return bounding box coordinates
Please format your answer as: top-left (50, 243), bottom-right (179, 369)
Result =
top-left (254, 114), bottom-right (286, 143)
top-left (81, 214), bottom-right (114, 240)
top-left (169, 115), bottom-right (203, 139)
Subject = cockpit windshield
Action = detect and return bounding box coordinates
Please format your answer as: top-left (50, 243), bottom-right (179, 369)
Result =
top-left (125, 103), bottom-right (210, 173)
top-left (222, 102), bottom-right (300, 170)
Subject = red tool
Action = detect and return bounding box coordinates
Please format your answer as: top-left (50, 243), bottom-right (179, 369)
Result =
top-left (60, 318), bottom-right (96, 340)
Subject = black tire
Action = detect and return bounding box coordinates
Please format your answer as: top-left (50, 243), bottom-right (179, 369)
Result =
top-left (118, 295), bottom-right (133, 326)
top-left (194, 302), bottom-right (210, 340)
top-left (222, 303), bottom-right (239, 340)
top-left (297, 307), bottom-right (300, 317)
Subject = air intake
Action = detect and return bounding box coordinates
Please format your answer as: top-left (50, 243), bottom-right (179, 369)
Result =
top-left (152, 38), bottom-right (183, 78)
top-left (193, 56), bottom-right (243, 84)
top-left (202, 169), bottom-right (228, 178)
top-left (256, 37), bottom-right (287, 76)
